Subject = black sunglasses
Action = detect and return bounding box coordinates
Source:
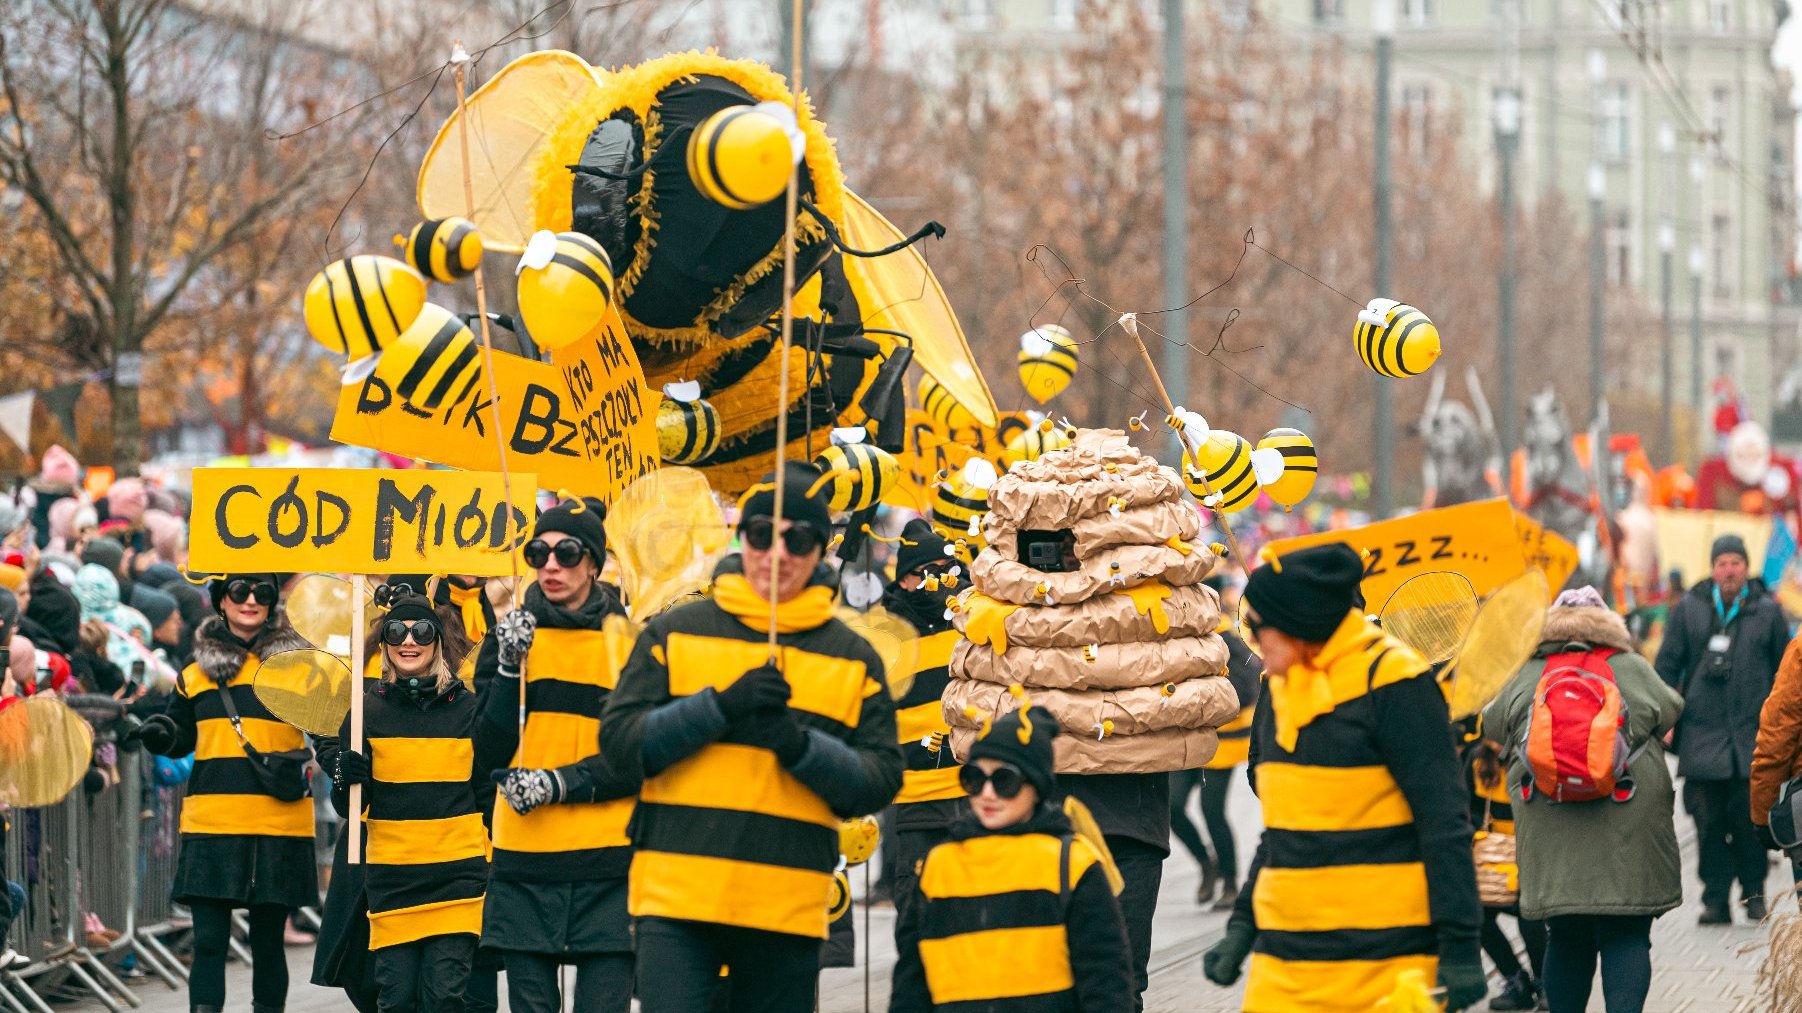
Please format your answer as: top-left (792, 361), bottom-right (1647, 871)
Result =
top-left (381, 619), bottom-right (440, 647)
top-left (959, 763), bottom-right (1027, 799)
top-left (225, 580), bottom-right (277, 607)
top-left (742, 516), bottom-right (824, 556)
top-left (523, 538), bottom-right (589, 569)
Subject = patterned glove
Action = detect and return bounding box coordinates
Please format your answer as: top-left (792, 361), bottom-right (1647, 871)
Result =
top-left (495, 609), bottom-right (537, 675)
top-left (493, 767), bottom-right (565, 815)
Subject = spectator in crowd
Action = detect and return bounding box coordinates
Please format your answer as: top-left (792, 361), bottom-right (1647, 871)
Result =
top-left (1654, 534), bottom-right (1788, 923)
top-left (1752, 631), bottom-right (1802, 888)
top-left (132, 584), bottom-right (190, 672)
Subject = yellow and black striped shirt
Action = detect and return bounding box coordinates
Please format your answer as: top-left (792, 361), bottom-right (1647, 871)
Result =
top-left (894, 630), bottom-right (965, 807)
top-left (173, 657), bottom-right (314, 840)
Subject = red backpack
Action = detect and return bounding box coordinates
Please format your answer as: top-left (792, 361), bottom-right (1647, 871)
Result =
top-left (1520, 649), bottom-right (1641, 803)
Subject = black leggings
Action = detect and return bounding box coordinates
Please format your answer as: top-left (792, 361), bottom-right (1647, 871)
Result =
top-left (1170, 768), bottom-right (1240, 881)
top-left (1480, 906), bottom-right (1547, 980)
top-left (190, 901), bottom-right (290, 1009)
top-left (1541, 913), bottom-right (1652, 1013)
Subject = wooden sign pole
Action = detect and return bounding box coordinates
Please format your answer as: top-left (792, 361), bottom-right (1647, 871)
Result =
top-left (347, 574), bottom-right (366, 865)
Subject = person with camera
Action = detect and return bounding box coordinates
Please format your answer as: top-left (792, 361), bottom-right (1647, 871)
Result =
top-left (471, 498), bottom-right (640, 1013)
top-left (123, 572), bottom-right (314, 1013)
top-left (1654, 534), bottom-right (1790, 924)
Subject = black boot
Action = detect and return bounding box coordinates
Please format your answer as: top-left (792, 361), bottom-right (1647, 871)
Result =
top-left (1211, 880), bottom-right (1239, 912)
top-left (190, 1006), bottom-right (223, 1013)
top-left (1195, 852), bottom-right (1219, 904)
top-left (251, 1004), bottom-right (283, 1013)
top-left (1488, 971), bottom-right (1538, 1011)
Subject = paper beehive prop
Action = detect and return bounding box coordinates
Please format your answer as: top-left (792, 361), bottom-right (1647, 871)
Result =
top-left (941, 429), bottom-right (1242, 774)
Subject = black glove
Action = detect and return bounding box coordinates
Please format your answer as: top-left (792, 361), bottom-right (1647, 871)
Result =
top-left (124, 713), bottom-right (177, 755)
top-left (748, 710), bottom-right (809, 767)
top-left (493, 768), bottom-right (564, 815)
top-left (714, 664), bottom-right (790, 722)
top-left (334, 748), bottom-right (372, 787)
top-left (1202, 921), bottom-right (1255, 986)
top-left (495, 609), bottom-right (537, 675)
top-left (1437, 956), bottom-right (1488, 1012)
top-left (1756, 821), bottom-right (1783, 852)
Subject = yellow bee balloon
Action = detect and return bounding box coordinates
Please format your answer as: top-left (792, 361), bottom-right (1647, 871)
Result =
top-left (1354, 299), bottom-right (1441, 378)
top-left (686, 105), bottom-right (796, 210)
top-left (302, 255), bottom-right (428, 359)
top-left (1017, 325), bottom-right (1078, 404)
top-left (919, 374), bottom-right (978, 431)
top-left (1002, 421), bottom-right (1074, 467)
top-left (839, 814), bottom-right (881, 866)
top-left (371, 303), bottom-right (483, 413)
top-left (656, 395), bottom-right (723, 465)
top-left (399, 217), bottom-right (483, 282)
top-left (517, 231), bottom-right (615, 351)
top-left (812, 442), bottom-right (900, 513)
top-left (930, 471), bottom-right (990, 548)
top-left (1184, 430), bottom-right (1259, 513)
top-left (1257, 428), bottom-right (1318, 510)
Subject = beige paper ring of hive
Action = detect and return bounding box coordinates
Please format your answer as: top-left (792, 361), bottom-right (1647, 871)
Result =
top-left (0, 697), bottom-right (95, 808)
top-left (1380, 571), bottom-right (1480, 665)
top-left (1446, 568), bottom-right (1550, 720)
top-left (944, 429), bottom-right (1242, 774)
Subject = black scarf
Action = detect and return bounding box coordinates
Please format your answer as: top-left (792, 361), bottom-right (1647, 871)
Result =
top-left (881, 582), bottom-right (953, 635)
top-left (523, 579), bottom-right (624, 631)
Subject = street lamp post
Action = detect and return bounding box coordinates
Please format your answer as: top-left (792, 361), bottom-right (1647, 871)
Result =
top-left (1495, 85), bottom-right (1522, 461)
top-left (1659, 121), bottom-right (1676, 463)
top-left (1373, 0), bottom-right (1395, 518)
top-left (1587, 49), bottom-right (1606, 426)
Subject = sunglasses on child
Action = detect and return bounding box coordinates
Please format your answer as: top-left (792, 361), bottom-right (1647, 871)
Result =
top-left (958, 763), bottom-right (1027, 799)
top-left (381, 619), bottom-right (440, 647)
top-left (523, 538), bottom-right (590, 569)
top-left (741, 517), bottom-right (825, 556)
top-left (224, 580), bottom-right (277, 607)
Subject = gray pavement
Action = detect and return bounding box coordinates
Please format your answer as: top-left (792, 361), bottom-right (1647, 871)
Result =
top-left (103, 763), bottom-right (1784, 1012)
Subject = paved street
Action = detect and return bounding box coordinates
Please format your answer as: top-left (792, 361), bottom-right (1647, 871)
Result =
top-left (104, 761), bottom-right (1783, 1012)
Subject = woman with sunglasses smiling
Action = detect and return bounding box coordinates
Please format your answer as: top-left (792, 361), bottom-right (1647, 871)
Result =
top-left (470, 497), bottom-right (640, 1013)
top-left (125, 572), bottom-right (314, 1013)
top-left (327, 592), bottom-right (489, 1013)
top-left (891, 701), bottom-right (1133, 1011)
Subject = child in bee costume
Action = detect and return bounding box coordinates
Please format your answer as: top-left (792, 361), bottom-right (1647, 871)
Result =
top-left (890, 704), bottom-right (1134, 1011)
top-left (327, 593), bottom-right (487, 1013)
top-left (600, 462), bottom-right (903, 1013)
top-left (1200, 544), bottom-right (1486, 1012)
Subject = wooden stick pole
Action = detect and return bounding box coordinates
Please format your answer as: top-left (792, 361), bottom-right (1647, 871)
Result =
top-left (766, 0), bottom-right (806, 656)
top-left (347, 574), bottom-right (366, 866)
top-left (1119, 314), bottom-right (1250, 567)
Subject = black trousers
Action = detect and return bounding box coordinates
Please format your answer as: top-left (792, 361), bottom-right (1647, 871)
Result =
top-left (1541, 914), bottom-right (1652, 1013)
top-left (634, 916), bottom-right (821, 1013)
top-left (374, 934), bottom-right (477, 1013)
top-left (1110, 837), bottom-right (1165, 1011)
top-left (189, 901), bottom-right (288, 1010)
top-left (890, 826), bottom-right (952, 938)
top-left (1170, 769), bottom-right (1241, 883)
top-left (463, 946), bottom-right (502, 1013)
top-left (1684, 777), bottom-right (1768, 907)
top-left (1481, 905), bottom-right (1547, 981)
top-left (501, 950), bottom-right (632, 1013)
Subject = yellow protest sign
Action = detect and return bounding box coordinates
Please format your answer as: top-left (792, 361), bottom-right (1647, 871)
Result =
top-left (330, 306), bottom-right (659, 503)
top-left (885, 409), bottom-right (1031, 513)
top-left (1511, 512), bottom-right (1579, 593)
top-left (1261, 499), bottom-right (1534, 609)
top-left (188, 468), bottom-right (536, 577)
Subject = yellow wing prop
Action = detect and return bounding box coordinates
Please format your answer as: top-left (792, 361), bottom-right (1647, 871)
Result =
top-left (840, 192), bottom-right (997, 429)
top-left (1380, 571), bottom-right (1480, 665)
top-left (254, 649), bottom-right (356, 737)
top-left (1063, 795), bottom-right (1125, 896)
top-left (836, 606), bottom-right (920, 701)
top-left (604, 468), bottom-right (733, 619)
top-left (0, 697), bottom-right (94, 808)
top-left (285, 573), bottom-right (373, 659)
top-left (417, 50), bottom-right (605, 252)
top-left (1445, 569), bottom-right (1550, 719)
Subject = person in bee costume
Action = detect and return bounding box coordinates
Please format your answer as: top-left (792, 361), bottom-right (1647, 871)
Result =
top-left (1199, 544), bottom-right (1486, 1012)
top-left (470, 499), bottom-right (641, 1013)
top-left (600, 461), bottom-right (903, 1012)
top-left (890, 704), bottom-right (1134, 1011)
top-left (322, 593), bottom-right (487, 1013)
top-left (124, 573), bottom-right (314, 1013)
top-left (880, 519), bottom-right (967, 926)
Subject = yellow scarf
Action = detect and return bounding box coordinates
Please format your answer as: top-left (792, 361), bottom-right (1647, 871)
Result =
top-left (447, 583), bottom-right (489, 644)
top-left (1268, 610), bottom-right (1406, 752)
top-left (713, 573), bottom-right (836, 633)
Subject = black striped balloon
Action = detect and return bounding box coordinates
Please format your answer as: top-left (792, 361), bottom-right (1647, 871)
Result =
top-left (812, 443), bottom-right (899, 512)
top-left (919, 374), bottom-right (976, 430)
top-left (1257, 428), bottom-right (1318, 509)
top-left (1353, 302), bottom-right (1441, 378)
top-left (1184, 430), bottom-right (1259, 513)
top-left (656, 396), bottom-right (723, 465)
top-left (302, 255), bottom-right (428, 359)
top-left (371, 303), bottom-right (482, 412)
top-left (929, 472), bottom-right (989, 548)
top-left (402, 217), bottom-right (483, 282)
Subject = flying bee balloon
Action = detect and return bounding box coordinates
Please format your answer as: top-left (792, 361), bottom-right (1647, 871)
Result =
top-left (1002, 422), bottom-right (1073, 468)
top-left (399, 217), bottom-right (484, 282)
top-left (371, 303), bottom-right (483, 413)
top-left (1354, 298), bottom-right (1441, 378)
top-left (516, 230), bottom-right (615, 351)
top-left (919, 374), bottom-right (978, 431)
top-left (812, 442), bottom-right (900, 513)
top-left (1256, 428), bottom-right (1318, 510)
top-left (1017, 324), bottom-right (1078, 404)
top-left (302, 255), bottom-right (428, 359)
top-left (1184, 430), bottom-right (1259, 513)
top-left (930, 471), bottom-right (991, 549)
top-left (655, 386), bottom-right (723, 465)
top-left (686, 104), bottom-right (798, 210)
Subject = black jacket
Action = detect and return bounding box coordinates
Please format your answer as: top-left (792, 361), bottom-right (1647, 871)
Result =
top-left (1654, 578), bottom-right (1790, 780)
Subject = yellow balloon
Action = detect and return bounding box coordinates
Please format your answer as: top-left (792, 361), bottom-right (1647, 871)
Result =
top-left (1002, 423), bottom-right (1073, 468)
top-left (1183, 431), bottom-right (1259, 513)
top-left (656, 396), bottom-right (722, 465)
top-left (302, 255), bottom-right (427, 359)
top-left (1256, 428), bottom-right (1318, 509)
top-left (929, 471), bottom-right (990, 549)
top-left (517, 232), bottom-right (615, 351)
top-left (1017, 325), bottom-right (1078, 404)
top-left (400, 217), bottom-right (484, 282)
top-left (1353, 300), bottom-right (1441, 378)
top-left (686, 106), bottom-right (795, 210)
top-left (839, 814), bottom-right (881, 866)
top-left (812, 442), bottom-right (900, 513)
top-left (919, 374), bottom-right (977, 431)
top-left (371, 303), bottom-right (483, 412)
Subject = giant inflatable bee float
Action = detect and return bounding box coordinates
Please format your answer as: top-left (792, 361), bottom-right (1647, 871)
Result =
top-left (417, 50), bottom-right (996, 494)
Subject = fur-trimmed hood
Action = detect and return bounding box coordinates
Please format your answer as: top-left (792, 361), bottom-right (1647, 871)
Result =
top-left (1538, 604), bottom-right (1633, 654)
top-left (191, 610), bottom-right (311, 684)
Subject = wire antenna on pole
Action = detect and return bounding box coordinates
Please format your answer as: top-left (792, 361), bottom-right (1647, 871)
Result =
top-left (766, 0), bottom-right (806, 658)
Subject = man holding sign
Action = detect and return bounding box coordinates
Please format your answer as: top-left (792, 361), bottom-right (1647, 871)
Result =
top-left (472, 498), bottom-right (640, 1013)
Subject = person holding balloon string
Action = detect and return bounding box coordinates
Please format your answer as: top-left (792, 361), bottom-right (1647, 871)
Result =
top-left (327, 591), bottom-right (488, 1013)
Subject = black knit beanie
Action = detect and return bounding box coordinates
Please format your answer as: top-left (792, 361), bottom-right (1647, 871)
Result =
top-left (1711, 534), bottom-right (1749, 564)
top-left (1242, 542), bottom-right (1365, 644)
top-left (738, 462), bottom-right (833, 540)
top-left (534, 497), bottom-right (608, 564)
top-left (382, 592), bottom-right (439, 631)
top-left (967, 704), bottom-right (1059, 801)
top-left (894, 518), bottom-right (951, 578)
